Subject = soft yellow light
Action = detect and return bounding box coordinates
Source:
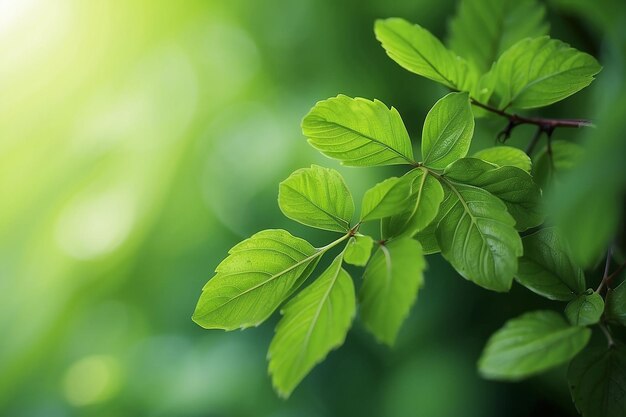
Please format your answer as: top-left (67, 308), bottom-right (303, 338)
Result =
top-left (63, 355), bottom-right (122, 407)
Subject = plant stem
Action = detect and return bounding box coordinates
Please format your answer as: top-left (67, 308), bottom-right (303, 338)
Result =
top-left (597, 248), bottom-right (614, 293)
top-left (599, 322), bottom-right (616, 348)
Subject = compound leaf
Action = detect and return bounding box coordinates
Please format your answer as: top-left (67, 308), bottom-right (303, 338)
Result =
top-left (279, 165), bottom-right (354, 232)
top-left (421, 92), bottom-right (475, 169)
top-left (193, 230), bottom-right (320, 330)
top-left (516, 228), bottom-right (586, 301)
top-left (269, 254), bottom-right (355, 398)
top-left (473, 146), bottom-right (532, 173)
top-left (565, 290), bottom-right (604, 326)
top-left (302, 95), bottom-right (415, 166)
top-left (479, 310), bottom-right (591, 380)
top-left (360, 238), bottom-right (426, 346)
top-left (493, 36), bottom-right (602, 109)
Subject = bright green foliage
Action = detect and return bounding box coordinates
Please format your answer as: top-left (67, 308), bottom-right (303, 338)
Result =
top-left (479, 311), bottom-right (591, 380)
top-left (443, 158), bottom-right (542, 230)
top-left (493, 36), bottom-right (602, 109)
top-left (383, 169), bottom-right (444, 239)
top-left (344, 235), bottom-right (374, 266)
top-left (473, 146), bottom-right (532, 173)
top-left (565, 290), bottom-right (604, 326)
top-left (360, 239), bottom-right (425, 345)
top-left (606, 281), bottom-right (626, 326)
top-left (436, 181), bottom-right (523, 292)
top-left (268, 255), bottom-right (355, 398)
top-left (302, 95), bottom-right (415, 166)
top-left (421, 92), bottom-right (475, 169)
top-left (568, 346), bottom-right (626, 417)
top-left (279, 165), bottom-right (354, 232)
top-left (516, 228), bottom-right (586, 301)
top-left (532, 140), bottom-right (584, 187)
top-left (193, 230), bottom-right (319, 330)
top-left (360, 176), bottom-right (412, 222)
top-left (375, 18), bottom-right (477, 91)
top-left (448, 0), bottom-right (548, 72)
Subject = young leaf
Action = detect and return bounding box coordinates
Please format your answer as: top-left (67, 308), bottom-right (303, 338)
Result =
top-left (516, 228), bottom-right (586, 301)
top-left (532, 140), bottom-right (584, 188)
top-left (360, 238), bottom-right (426, 345)
top-left (568, 345), bottom-right (626, 417)
top-left (436, 180), bottom-right (522, 292)
top-left (360, 176), bottom-right (411, 222)
top-left (279, 165), bottom-right (354, 232)
top-left (443, 158), bottom-right (543, 230)
top-left (448, 0), bottom-right (549, 73)
top-left (192, 230), bottom-right (320, 330)
top-left (606, 281), bottom-right (626, 326)
top-left (268, 254), bottom-right (355, 398)
top-left (479, 310), bottom-right (591, 380)
top-left (473, 146), bottom-right (532, 173)
top-left (302, 95), bottom-right (415, 166)
top-left (565, 290), bottom-right (604, 326)
top-left (382, 168), bottom-right (445, 239)
top-left (493, 36), bottom-right (602, 109)
top-left (344, 235), bottom-right (374, 267)
top-left (374, 18), bottom-right (477, 91)
top-left (421, 92), bottom-right (474, 169)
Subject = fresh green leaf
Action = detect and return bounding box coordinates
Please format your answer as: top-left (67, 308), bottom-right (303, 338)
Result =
top-left (443, 158), bottom-right (543, 230)
top-left (479, 310), bottom-right (591, 380)
top-left (302, 95), bottom-right (415, 166)
top-left (606, 281), bottom-right (626, 326)
top-left (382, 168), bottom-right (445, 239)
top-left (473, 146), bottom-right (532, 173)
top-left (414, 221), bottom-right (441, 255)
top-left (532, 140), bottom-right (584, 188)
top-left (278, 165), bottom-right (354, 232)
top-left (436, 180), bottom-right (522, 292)
top-left (268, 254), bottom-right (355, 398)
top-left (565, 290), bottom-right (604, 326)
top-left (448, 0), bottom-right (549, 73)
top-left (516, 228), bottom-right (586, 301)
top-left (360, 238), bottom-right (426, 345)
top-left (375, 18), bottom-right (478, 91)
top-left (360, 176), bottom-right (411, 222)
top-left (192, 230), bottom-right (320, 330)
top-left (568, 345), bottom-right (626, 417)
top-left (493, 36), bottom-right (602, 109)
top-left (344, 235), bottom-right (374, 267)
top-left (421, 92), bottom-right (474, 169)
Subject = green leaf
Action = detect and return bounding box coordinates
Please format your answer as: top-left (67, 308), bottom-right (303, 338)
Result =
top-left (568, 345), bottom-right (626, 417)
top-left (421, 92), bottom-right (474, 169)
top-left (479, 310), bottom-right (591, 380)
top-left (360, 176), bottom-right (411, 222)
top-left (344, 235), bottom-right (374, 267)
top-left (302, 95), bottom-right (415, 166)
top-left (436, 180), bottom-right (522, 292)
top-left (565, 290), bottom-right (604, 326)
top-left (606, 281), bottom-right (626, 327)
top-left (443, 158), bottom-right (543, 231)
top-left (516, 228), bottom-right (586, 301)
top-left (493, 36), bottom-right (602, 109)
top-left (268, 254), bottom-right (355, 398)
top-left (382, 168), bottom-right (444, 239)
top-left (192, 230), bottom-right (320, 330)
top-left (278, 165), bottom-right (354, 232)
top-left (374, 18), bottom-right (478, 91)
top-left (532, 140), bottom-right (584, 188)
top-left (473, 146), bottom-right (532, 173)
top-left (448, 0), bottom-right (549, 73)
top-left (360, 239), bottom-right (426, 345)
top-left (414, 221), bottom-right (441, 255)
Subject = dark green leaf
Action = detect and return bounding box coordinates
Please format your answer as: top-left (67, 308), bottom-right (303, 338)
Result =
top-left (516, 228), bottom-right (586, 301)
top-left (193, 230), bottom-right (321, 330)
top-left (360, 239), bottom-right (426, 345)
top-left (532, 140), bottom-right (584, 188)
top-left (344, 235), bottom-right (374, 267)
top-left (565, 290), bottom-right (604, 326)
top-left (606, 281), bottom-right (626, 327)
top-left (479, 310), bottom-right (591, 380)
top-left (421, 92), bottom-right (474, 169)
top-left (269, 254), bottom-right (355, 398)
top-left (279, 165), bottom-right (354, 232)
top-left (302, 95), bottom-right (415, 166)
top-left (568, 345), bottom-right (626, 417)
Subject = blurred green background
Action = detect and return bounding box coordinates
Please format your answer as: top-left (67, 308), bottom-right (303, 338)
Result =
top-left (1, 0), bottom-right (624, 416)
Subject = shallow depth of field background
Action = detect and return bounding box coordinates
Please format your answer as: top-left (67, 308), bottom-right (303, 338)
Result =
top-left (1, 0), bottom-right (624, 416)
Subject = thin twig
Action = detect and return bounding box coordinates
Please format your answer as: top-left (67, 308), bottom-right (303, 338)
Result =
top-left (597, 248), bottom-right (614, 293)
top-left (525, 126), bottom-right (543, 155)
top-left (599, 322), bottom-right (616, 347)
